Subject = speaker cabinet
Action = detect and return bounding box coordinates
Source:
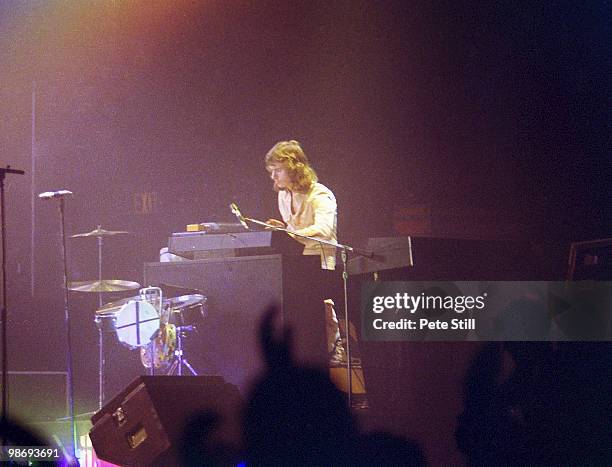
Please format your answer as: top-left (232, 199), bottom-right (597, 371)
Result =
top-left (89, 375), bottom-right (242, 466)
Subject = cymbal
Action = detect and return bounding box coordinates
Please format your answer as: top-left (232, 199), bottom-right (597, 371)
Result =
top-left (71, 226), bottom-right (129, 238)
top-left (164, 294), bottom-right (205, 310)
top-left (68, 279), bottom-right (141, 293)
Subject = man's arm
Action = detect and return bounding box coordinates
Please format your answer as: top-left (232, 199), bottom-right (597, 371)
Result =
top-left (265, 219), bottom-right (286, 229)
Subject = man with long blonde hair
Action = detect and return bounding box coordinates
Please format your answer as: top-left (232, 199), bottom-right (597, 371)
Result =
top-left (264, 140), bottom-right (356, 380)
top-left (265, 140), bottom-right (337, 270)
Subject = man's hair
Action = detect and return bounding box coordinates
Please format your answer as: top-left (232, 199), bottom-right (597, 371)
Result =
top-left (265, 140), bottom-right (318, 192)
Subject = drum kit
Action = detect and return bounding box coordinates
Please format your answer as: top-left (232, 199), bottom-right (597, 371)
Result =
top-left (69, 226), bottom-right (206, 409)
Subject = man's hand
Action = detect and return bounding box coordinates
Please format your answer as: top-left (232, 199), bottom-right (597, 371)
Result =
top-left (265, 219), bottom-right (286, 229)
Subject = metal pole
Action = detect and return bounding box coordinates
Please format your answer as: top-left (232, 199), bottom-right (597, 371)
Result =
top-left (57, 198), bottom-right (79, 464)
top-left (97, 233), bottom-right (104, 409)
top-left (1, 175), bottom-right (8, 425)
top-left (341, 248), bottom-right (353, 408)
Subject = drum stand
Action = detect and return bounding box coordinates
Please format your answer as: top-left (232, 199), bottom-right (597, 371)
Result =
top-left (95, 234), bottom-right (104, 410)
top-left (166, 326), bottom-right (198, 376)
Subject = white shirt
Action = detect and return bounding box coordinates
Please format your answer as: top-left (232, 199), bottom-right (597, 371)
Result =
top-left (278, 182), bottom-right (337, 270)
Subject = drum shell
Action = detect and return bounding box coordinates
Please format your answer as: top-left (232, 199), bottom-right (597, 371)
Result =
top-left (95, 313), bottom-right (117, 333)
top-left (169, 300), bottom-right (207, 328)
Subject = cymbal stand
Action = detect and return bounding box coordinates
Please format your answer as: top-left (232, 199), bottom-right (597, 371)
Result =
top-left (80, 225), bottom-right (119, 408)
top-left (95, 229), bottom-right (104, 409)
top-left (167, 326), bottom-right (198, 376)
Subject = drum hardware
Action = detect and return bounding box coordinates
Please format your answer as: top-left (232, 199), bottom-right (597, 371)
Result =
top-left (70, 224), bottom-right (134, 409)
top-left (139, 294), bottom-right (206, 375)
top-left (141, 286), bottom-right (166, 324)
top-left (165, 325), bottom-right (199, 376)
top-left (70, 225), bottom-right (135, 305)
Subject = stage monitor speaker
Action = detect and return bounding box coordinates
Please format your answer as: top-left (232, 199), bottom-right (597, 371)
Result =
top-left (89, 375), bottom-right (242, 466)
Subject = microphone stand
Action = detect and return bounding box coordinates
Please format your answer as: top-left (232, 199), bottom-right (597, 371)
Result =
top-left (0, 166), bottom-right (25, 436)
top-left (45, 193), bottom-right (79, 465)
top-left (239, 213), bottom-right (372, 409)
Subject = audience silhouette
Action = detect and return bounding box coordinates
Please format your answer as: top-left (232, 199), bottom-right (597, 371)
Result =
top-left (456, 341), bottom-right (612, 466)
top-left (242, 305), bottom-right (426, 466)
top-left (14, 302), bottom-right (609, 466)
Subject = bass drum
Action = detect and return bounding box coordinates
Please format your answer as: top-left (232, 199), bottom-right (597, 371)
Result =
top-left (115, 300), bottom-right (159, 349)
top-left (140, 322), bottom-right (177, 370)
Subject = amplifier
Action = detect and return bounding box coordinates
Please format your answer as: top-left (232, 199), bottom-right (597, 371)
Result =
top-left (143, 254), bottom-right (328, 391)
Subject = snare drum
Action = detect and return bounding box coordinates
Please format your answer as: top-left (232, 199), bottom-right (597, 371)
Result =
top-left (95, 295), bottom-right (139, 333)
top-left (165, 294), bottom-right (207, 328)
top-left (115, 300), bottom-right (160, 348)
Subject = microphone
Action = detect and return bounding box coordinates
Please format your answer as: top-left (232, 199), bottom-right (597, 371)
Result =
top-left (38, 190), bottom-right (73, 199)
top-left (230, 203), bottom-right (249, 230)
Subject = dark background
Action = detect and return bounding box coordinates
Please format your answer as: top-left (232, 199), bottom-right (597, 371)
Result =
top-left (0, 1), bottom-right (610, 464)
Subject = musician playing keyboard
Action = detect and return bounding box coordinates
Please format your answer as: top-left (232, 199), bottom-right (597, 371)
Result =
top-left (264, 140), bottom-right (344, 362)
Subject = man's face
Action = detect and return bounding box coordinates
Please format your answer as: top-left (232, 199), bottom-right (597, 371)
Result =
top-left (266, 162), bottom-right (292, 191)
